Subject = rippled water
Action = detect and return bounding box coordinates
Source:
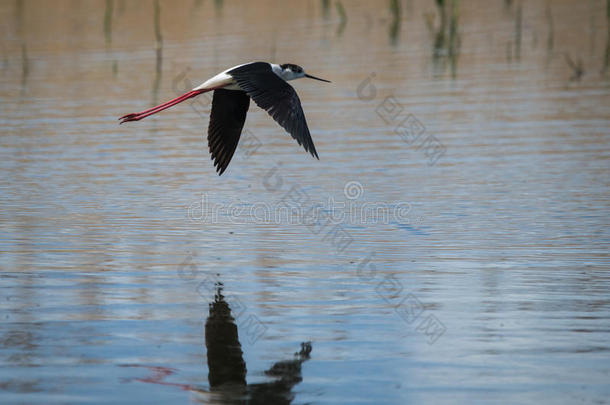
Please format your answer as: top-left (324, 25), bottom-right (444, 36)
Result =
top-left (1, 0), bottom-right (610, 404)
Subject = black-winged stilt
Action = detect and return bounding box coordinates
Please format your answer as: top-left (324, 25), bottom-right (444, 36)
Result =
top-left (119, 61), bottom-right (330, 175)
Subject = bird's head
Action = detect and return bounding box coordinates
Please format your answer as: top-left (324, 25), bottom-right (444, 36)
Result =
top-left (279, 63), bottom-right (331, 83)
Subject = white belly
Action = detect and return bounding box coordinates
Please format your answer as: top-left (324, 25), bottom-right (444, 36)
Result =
top-left (192, 63), bottom-right (252, 92)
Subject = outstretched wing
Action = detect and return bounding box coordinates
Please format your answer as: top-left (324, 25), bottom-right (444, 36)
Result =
top-left (228, 62), bottom-right (319, 159)
top-left (207, 89), bottom-right (250, 175)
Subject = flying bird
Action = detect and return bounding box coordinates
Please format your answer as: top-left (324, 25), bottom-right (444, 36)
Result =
top-left (119, 61), bottom-right (330, 175)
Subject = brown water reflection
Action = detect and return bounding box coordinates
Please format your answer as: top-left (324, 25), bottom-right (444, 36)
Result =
top-left (1, 0), bottom-right (610, 404)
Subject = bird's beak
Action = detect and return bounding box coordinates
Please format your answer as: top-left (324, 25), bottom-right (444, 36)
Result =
top-left (305, 73), bottom-right (331, 83)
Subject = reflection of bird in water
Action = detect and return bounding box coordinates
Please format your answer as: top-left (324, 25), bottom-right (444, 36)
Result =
top-left (121, 281), bottom-right (311, 404)
top-left (205, 282), bottom-right (311, 404)
top-left (245, 342), bottom-right (312, 404)
top-left (205, 283), bottom-right (247, 388)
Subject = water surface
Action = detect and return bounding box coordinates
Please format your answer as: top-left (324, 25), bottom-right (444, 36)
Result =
top-left (1, 0), bottom-right (610, 404)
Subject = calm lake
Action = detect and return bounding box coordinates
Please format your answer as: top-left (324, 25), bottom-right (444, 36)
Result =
top-left (1, 0), bottom-right (609, 404)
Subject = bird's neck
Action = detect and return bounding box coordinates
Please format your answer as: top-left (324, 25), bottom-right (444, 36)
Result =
top-left (270, 64), bottom-right (284, 78)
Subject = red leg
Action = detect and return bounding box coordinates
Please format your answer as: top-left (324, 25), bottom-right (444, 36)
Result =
top-left (119, 89), bottom-right (209, 124)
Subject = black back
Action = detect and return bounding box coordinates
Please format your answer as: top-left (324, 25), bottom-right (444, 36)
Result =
top-left (228, 62), bottom-right (319, 159)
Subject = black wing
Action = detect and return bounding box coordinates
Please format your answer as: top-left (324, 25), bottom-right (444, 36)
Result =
top-left (208, 89), bottom-right (250, 175)
top-left (228, 62), bottom-right (319, 159)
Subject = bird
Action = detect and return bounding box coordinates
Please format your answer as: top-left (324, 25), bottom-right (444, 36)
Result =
top-left (119, 61), bottom-right (330, 175)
